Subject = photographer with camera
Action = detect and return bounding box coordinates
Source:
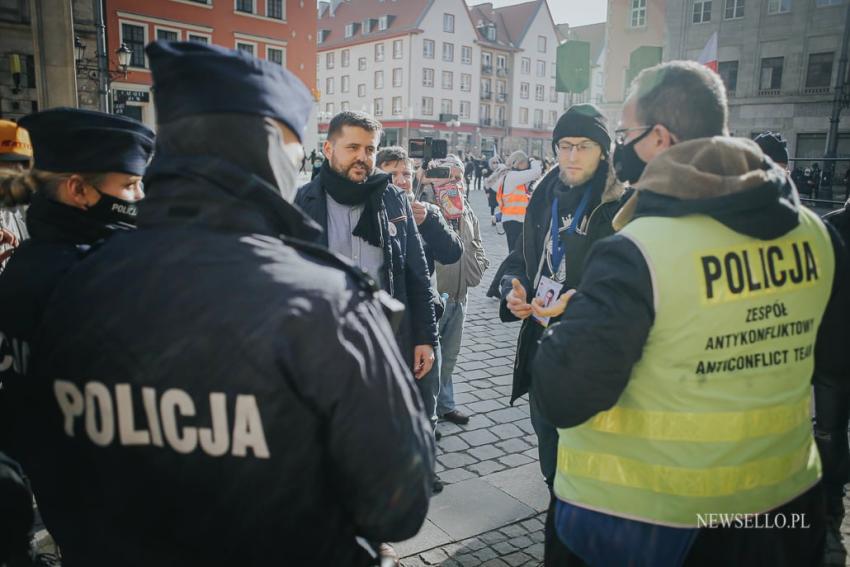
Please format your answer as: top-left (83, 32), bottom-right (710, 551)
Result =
top-left (497, 151), bottom-right (543, 251)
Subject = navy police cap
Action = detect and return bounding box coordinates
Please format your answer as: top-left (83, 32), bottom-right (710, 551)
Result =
top-left (18, 107), bottom-right (154, 176)
top-left (146, 41), bottom-right (312, 142)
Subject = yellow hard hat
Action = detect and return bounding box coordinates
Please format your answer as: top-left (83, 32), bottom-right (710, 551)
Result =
top-left (0, 119), bottom-right (33, 163)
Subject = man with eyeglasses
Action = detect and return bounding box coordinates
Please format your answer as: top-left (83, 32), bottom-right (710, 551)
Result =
top-left (532, 60), bottom-right (847, 566)
top-left (496, 104), bottom-right (623, 554)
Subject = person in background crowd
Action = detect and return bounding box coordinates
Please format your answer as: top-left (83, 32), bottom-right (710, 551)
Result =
top-left (485, 156), bottom-right (505, 226)
top-left (297, 111), bottom-right (438, 398)
top-left (533, 60), bottom-right (846, 566)
top-left (497, 150), bottom-right (542, 251)
top-left (499, 106), bottom-right (622, 556)
top-left (812, 162), bottom-right (822, 197)
top-left (0, 107), bottom-right (154, 567)
top-left (464, 156), bottom-right (474, 187)
top-left (21, 41), bottom-right (434, 566)
top-left (435, 155), bottom-right (489, 429)
top-left (377, 145), bottom-right (462, 493)
top-left (0, 120), bottom-right (33, 271)
top-left (473, 156), bottom-right (484, 191)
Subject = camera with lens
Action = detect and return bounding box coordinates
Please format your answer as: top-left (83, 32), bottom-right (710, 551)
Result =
top-left (410, 137), bottom-right (450, 179)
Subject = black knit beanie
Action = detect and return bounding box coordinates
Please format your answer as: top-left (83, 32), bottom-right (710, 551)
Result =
top-left (552, 103), bottom-right (611, 157)
top-left (754, 131), bottom-right (789, 165)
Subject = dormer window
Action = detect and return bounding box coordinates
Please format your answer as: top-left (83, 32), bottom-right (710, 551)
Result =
top-left (345, 23), bottom-right (357, 38)
top-left (485, 25), bottom-right (496, 41)
top-left (362, 19), bottom-right (372, 34)
top-left (379, 15), bottom-right (391, 31)
top-left (317, 29), bottom-right (330, 44)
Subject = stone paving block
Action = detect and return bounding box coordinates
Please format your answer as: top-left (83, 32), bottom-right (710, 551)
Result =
top-left (491, 540), bottom-right (516, 555)
top-left (484, 463), bottom-right (550, 512)
top-left (467, 459), bottom-right (506, 476)
top-left (502, 551), bottom-right (531, 566)
top-left (481, 559), bottom-right (509, 567)
top-left (501, 524), bottom-right (527, 539)
top-left (470, 378), bottom-right (496, 389)
top-left (401, 557), bottom-right (428, 567)
top-left (508, 535), bottom-right (534, 549)
top-left (522, 434), bottom-right (538, 446)
top-left (522, 448), bottom-right (538, 460)
top-left (488, 407), bottom-right (527, 424)
top-left (394, 520), bottom-right (453, 557)
top-left (491, 423), bottom-right (525, 440)
top-left (453, 381), bottom-right (475, 394)
top-left (459, 428), bottom-right (500, 447)
top-left (488, 373), bottom-right (513, 386)
top-left (463, 414), bottom-right (495, 430)
top-left (494, 386), bottom-right (513, 397)
top-left (420, 548), bottom-right (448, 565)
top-left (499, 454), bottom-right (534, 468)
top-left (435, 461), bottom-right (446, 473)
top-left (455, 553), bottom-right (480, 566)
top-left (480, 530), bottom-right (508, 544)
top-left (520, 517), bottom-right (544, 532)
top-left (468, 343), bottom-right (494, 352)
top-left (526, 543), bottom-right (544, 558)
top-left (467, 399), bottom-right (506, 414)
top-left (463, 351), bottom-right (493, 361)
top-left (474, 387), bottom-right (503, 400)
top-left (461, 537), bottom-right (487, 551)
top-left (496, 438), bottom-right (532, 454)
top-left (454, 392), bottom-right (479, 405)
top-left (475, 548), bottom-right (498, 561)
top-left (438, 421), bottom-right (464, 435)
top-left (439, 435), bottom-right (471, 452)
top-left (439, 467), bottom-right (477, 484)
top-left (469, 444), bottom-right (505, 461)
top-left (485, 365), bottom-right (515, 377)
top-left (459, 360), bottom-right (490, 371)
top-left (515, 418), bottom-right (535, 434)
top-left (440, 452), bottom-right (478, 469)
top-left (441, 559), bottom-right (462, 567)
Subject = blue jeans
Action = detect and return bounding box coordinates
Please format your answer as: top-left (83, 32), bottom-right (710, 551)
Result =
top-left (416, 340), bottom-right (441, 433)
top-left (437, 298), bottom-right (466, 416)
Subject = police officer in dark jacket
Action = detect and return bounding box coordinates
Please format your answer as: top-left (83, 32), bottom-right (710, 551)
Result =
top-left (16, 41), bottom-right (433, 567)
top-left (296, 113), bottom-right (439, 383)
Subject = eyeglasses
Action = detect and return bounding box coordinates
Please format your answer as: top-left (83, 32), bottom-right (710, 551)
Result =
top-left (614, 126), bottom-right (653, 145)
top-left (557, 141), bottom-right (600, 155)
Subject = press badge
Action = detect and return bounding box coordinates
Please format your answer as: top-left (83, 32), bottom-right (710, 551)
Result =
top-left (533, 276), bottom-right (562, 327)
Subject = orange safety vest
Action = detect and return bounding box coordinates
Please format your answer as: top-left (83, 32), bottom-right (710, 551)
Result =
top-left (497, 181), bottom-right (530, 222)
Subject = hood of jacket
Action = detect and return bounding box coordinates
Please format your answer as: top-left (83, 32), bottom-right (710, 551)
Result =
top-left (613, 136), bottom-right (800, 240)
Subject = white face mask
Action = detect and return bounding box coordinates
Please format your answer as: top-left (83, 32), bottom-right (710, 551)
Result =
top-left (266, 121), bottom-right (304, 203)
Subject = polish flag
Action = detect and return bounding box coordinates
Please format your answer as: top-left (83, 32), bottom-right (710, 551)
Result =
top-left (698, 32), bottom-right (719, 72)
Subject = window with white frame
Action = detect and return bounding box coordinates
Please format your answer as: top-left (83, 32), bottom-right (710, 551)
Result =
top-left (442, 70), bottom-right (453, 89)
top-left (535, 84), bottom-right (544, 101)
top-left (345, 23), bottom-right (356, 38)
top-left (392, 97), bottom-right (402, 115)
top-left (375, 43), bottom-right (385, 61)
top-left (358, 57), bottom-right (366, 71)
top-left (441, 99), bottom-right (452, 115)
top-left (482, 52), bottom-right (492, 67)
top-left (393, 68), bottom-right (403, 87)
top-left (630, 0), bottom-right (647, 27)
top-left (156, 28), bottom-right (179, 42)
top-left (326, 52), bottom-right (334, 69)
top-left (550, 86), bottom-right (557, 102)
top-left (325, 77), bottom-right (334, 94)
top-left (443, 42), bottom-right (454, 62)
top-left (519, 107), bottom-right (528, 124)
top-left (325, 102), bottom-right (334, 114)
top-left (188, 34), bottom-right (209, 44)
top-left (363, 18), bottom-right (373, 34)
top-left (378, 15), bottom-right (390, 31)
top-left (358, 84), bottom-right (366, 97)
top-left (767, 0), bottom-right (790, 13)
top-left (423, 39), bottom-right (435, 59)
top-left (236, 42), bottom-right (255, 56)
top-left (538, 35), bottom-right (547, 53)
top-left (121, 23), bottom-right (146, 68)
top-left (521, 57), bottom-right (531, 74)
top-left (423, 68), bottom-right (434, 87)
top-left (267, 47), bottom-right (284, 65)
top-left (497, 80), bottom-right (506, 95)
top-left (549, 110), bottom-right (557, 127)
top-left (496, 54), bottom-right (507, 70)
top-left (480, 104), bottom-right (491, 121)
top-left (462, 46), bottom-right (472, 65)
top-left (537, 60), bottom-right (546, 77)
top-left (481, 78), bottom-right (491, 95)
top-left (341, 101), bottom-right (350, 111)
top-left (724, 0), bottom-right (744, 19)
top-left (443, 13), bottom-right (455, 33)
top-left (374, 98), bottom-right (384, 116)
top-left (267, 0), bottom-right (283, 20)
top-left (496, 106), bottom-right (505, 125)
top-left (422, 97), bottom-right (434, 115)
top-left (341, 49), bottom-right (350, 67)
top-left (534, 109), bottom-right (543, 128)
top-left (461, 73), bottom-right (471, 92)
top-left (460, 101), bottom-right (470, 119)
top-left (236, 0), bottom-right (253, 14)
top-left (374, 70), bottom-right (384, 89)
top-left (692, 0), bottom-right (712, 22)
top-left (393, 39), bottom-right (403, 59)
top-left (520, 82), bottom-right (529, 99)
top-left (341, 75), bottom-right (350, 92)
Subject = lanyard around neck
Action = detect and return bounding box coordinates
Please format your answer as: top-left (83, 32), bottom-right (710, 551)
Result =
top-left (550, 186), bottom-right (592, 273)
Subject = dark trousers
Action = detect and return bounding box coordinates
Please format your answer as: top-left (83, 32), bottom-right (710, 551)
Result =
top-left (814, 380), bottom-right (850, 517)
top-left (504, 220), bottom-right (523, 252)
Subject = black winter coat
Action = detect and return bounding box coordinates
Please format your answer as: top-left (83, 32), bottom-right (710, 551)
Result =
top-left (296, 173), bottom-right (439, 362)
top-left (498, 165), bottom-right (624, 403)
top-left (15, 156), bottom-right (434, 567)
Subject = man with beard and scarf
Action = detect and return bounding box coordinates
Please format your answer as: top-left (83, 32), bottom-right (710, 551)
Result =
top-left (532, 60), bottom-right (848, 566)
top-left (296, 112), bottom-right (438, 390)
top-left (496, 104), bottom-right (623, 496)
top-left (0, 107), bottom-right (152, 565)
top-left (14, 42), bottom-right (433, 566)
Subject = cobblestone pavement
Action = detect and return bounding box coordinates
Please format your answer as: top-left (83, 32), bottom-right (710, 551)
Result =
top-left (399, 188), bottom-right (546, 566)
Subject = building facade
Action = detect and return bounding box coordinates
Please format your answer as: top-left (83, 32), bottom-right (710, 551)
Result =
top-left (106, 0), bottom-right (317, 147)
top-left (316, 0), bottom-right (567, 158)
top-left (666, 0), bottom-right (850, 177)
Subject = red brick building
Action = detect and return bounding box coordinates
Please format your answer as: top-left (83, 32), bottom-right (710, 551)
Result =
top-left (105, 0), bottom-right (317, 146)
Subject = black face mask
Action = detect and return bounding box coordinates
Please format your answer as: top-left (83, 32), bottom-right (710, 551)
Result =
top-left (613, 127), bottom-right (653, 184)
top-left (86, 188), bottom-right (139, 226)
